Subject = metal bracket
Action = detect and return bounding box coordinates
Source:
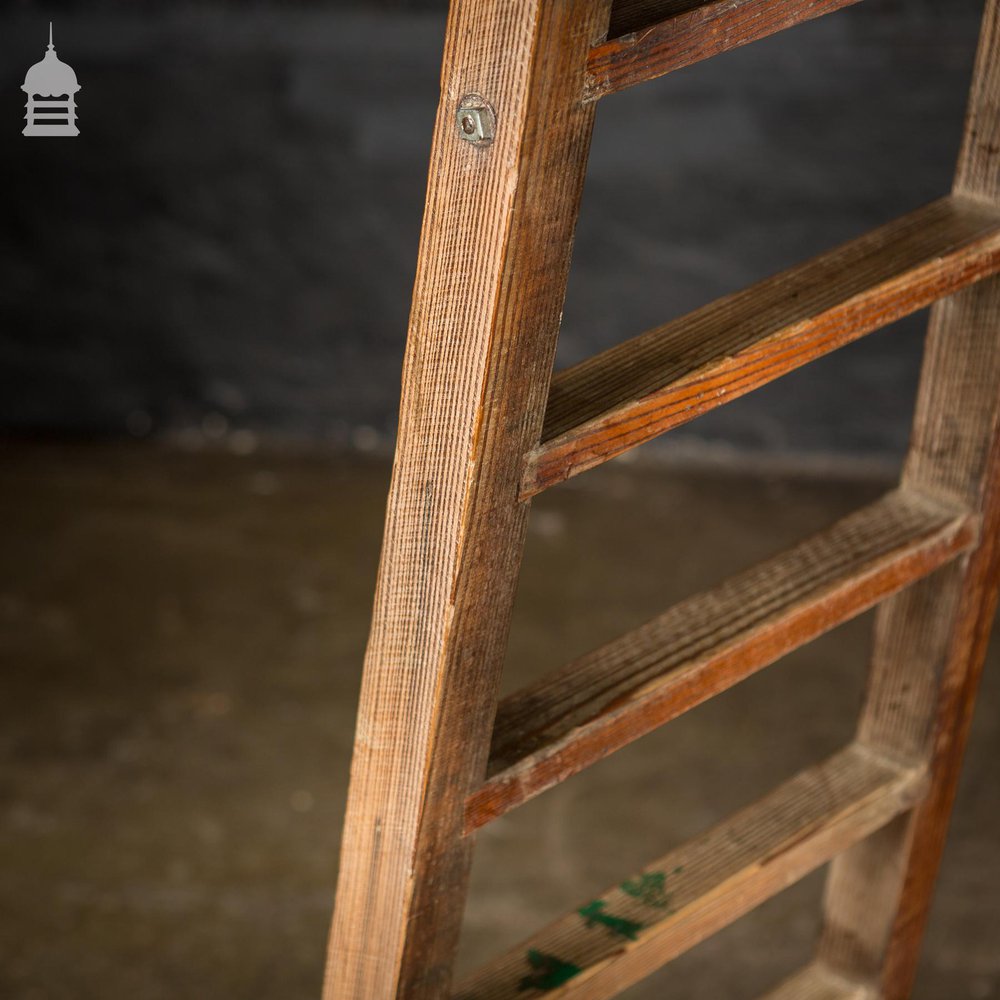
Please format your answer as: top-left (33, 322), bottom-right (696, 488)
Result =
top-left (456, 94), bottom-right (495, 145)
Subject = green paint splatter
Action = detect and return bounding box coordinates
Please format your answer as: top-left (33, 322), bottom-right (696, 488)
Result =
top-left (620, 871), bottom-right (671, 909)
top-left (577, 900), bottom-right (644, 940)
top-left (517, 949), bottom-right (582, 991)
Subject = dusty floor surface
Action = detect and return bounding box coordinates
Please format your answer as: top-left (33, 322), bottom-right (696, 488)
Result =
top-left (0, 443), bottom-right (997, 999)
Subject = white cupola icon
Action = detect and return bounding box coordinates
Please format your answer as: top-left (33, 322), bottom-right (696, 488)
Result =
top-left (22, 23), bottom-right (81, 137)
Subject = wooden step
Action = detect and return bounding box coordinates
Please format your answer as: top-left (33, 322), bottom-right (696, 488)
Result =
top-left (455, 746), bottom-right (923, 1000)
top-left (758, 963), bottom-right (877, 1000)
top-left (524, 197), bottom-right (1000, 498)
top-left (590, 0), bottom-right (862, 101)
top-left (465, 489), bottom-right (974, 832)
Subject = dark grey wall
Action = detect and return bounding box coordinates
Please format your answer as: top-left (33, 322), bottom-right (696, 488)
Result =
top-left (0, 2), bottom-right (987, 462)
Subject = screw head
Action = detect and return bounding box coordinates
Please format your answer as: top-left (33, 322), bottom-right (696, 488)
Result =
top-left (456, 95), bottom-right (495, 144)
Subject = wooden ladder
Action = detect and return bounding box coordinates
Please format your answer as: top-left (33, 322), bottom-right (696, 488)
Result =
top-left (323, 2), bottom-right (1000, 997)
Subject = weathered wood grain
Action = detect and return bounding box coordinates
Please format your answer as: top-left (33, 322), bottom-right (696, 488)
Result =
top-left (464, 489), bottom-right (975, 832)
top-left (455, 746), bottom-right (924, 1000)
top-left (322, 3), bottom-right (614, 997)
top-left (819, 3), bottom-right (1000, 996)
top-left (607, 0), bottom-right (707, 40)
top-left (588, 0), bottom-right (863, 101)
top-left (524, 197), bottom-right (1000, 498)
top-left (328, 0), bottom-right (1000, 993)
top-left (820, 286), bottom-right (1000, 993)
top-left (758, 963), bottom-right (877, 1000)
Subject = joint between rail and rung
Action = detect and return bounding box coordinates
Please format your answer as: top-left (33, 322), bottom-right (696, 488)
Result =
top-left (587, 0), bottom-right (865, 102)
top-left (465, 488), bottom-right (976, 834)
top-left (522, 196), bottom-right (1000, 500)
top-left (455, 745), bottom-right (923, 1000)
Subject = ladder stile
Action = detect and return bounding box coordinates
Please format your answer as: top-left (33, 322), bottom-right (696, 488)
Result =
top-left (323, 2), bottom-right (615, 997)
top-left (324, 1), bottom-right (1000, 996)
top-left (819, 3), bottom-right (1000, 993)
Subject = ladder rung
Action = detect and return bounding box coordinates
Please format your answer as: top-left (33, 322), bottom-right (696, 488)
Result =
top-left (590, 0), bottom-right (863, 101)
top-left (758, 963), bottom-right (877, 1000)
top-left (524, 197), bottom-right (1000, 499)
top-left (465, 489), bottom-right (974, 832)
top-left (607, 1), bottom-right (714, 39)
top-left (455, 745), bottom-right (923, 1000)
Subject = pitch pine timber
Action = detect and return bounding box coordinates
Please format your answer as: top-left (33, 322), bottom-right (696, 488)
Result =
top-left (322, 2), bottom-right (615, 997)
top-left (758, 963), bottom-right (877, 1000)
top-left (325, 0), bottom-right (1000, 995)
top-left (818, 2), bottom-right (1000, 995)
top-left (589, 0), bottom-right (864, 100)
top-left (464, 488), bottom-right (976, 832)
top-left (455, 746), bottom-right (924, 1000)
top-left (524, 197), bottom-right (1000, 498)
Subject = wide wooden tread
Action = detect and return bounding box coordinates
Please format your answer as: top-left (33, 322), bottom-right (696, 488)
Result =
top-left (524, 196), bottom-right (1000, 498)
top-left (758, 963), bottom-right (877, 1000)
top-left (465, 489), bottom-right (975, 832)
top-left (590, 0), bottom-right (863, 100)
top-left (455, 745), bottom-right (924, 1000)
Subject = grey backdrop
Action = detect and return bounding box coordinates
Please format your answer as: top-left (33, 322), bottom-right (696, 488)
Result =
top-left (0, 1), bottom-right (988, 465)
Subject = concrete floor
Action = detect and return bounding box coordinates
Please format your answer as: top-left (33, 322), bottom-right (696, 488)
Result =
top-left (0, 443), bottom-right (997, 999)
